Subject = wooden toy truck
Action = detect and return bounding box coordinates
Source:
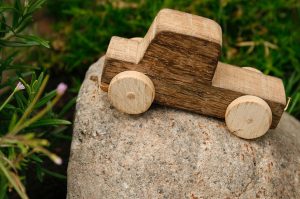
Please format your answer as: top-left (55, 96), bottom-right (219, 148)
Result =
top-left (100, 9), bottom-right (286, 139)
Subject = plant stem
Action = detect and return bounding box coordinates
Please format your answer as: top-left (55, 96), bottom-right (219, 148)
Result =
top-left (10, 93), bottom-right (62, 135)
top-left (3, 31), bottom-right (14, 40)
top-left (0, 89), bottom-right (16, 112)
top-left (0, 160), bottom-right (28, 199)
top-left (10, 75), bottom-right (49, 134)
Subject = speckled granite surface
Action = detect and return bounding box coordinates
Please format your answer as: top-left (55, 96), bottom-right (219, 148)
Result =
top-left (67, 56), bottom-right (300, 199)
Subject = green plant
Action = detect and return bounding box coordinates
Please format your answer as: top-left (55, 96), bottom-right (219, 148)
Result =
top-left (0, 0), bottom-right (70, 198)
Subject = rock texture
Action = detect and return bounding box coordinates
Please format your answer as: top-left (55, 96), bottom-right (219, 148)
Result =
top-left (67, 56), bottom-right (300, 199)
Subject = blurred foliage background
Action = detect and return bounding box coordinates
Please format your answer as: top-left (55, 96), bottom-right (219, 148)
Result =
top-left (1, 0), bottom-right (299, 198)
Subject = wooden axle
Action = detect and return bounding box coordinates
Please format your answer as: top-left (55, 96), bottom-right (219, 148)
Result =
top-left (100, 9), bottom-right (286, 139)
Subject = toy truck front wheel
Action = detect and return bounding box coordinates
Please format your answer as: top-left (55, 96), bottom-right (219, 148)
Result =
top-left (108, 71), bottom-right (155, 114)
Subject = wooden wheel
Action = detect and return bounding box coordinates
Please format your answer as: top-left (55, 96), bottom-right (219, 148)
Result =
top-left (225, 95), bottom-right (272, 139)
top-left (108, 71), bottom-right (155, 114)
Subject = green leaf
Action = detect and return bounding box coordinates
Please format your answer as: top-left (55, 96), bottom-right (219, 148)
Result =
top-left (31, 80), bottom-right (38, 98)
top-left (14, 92), bottom-right (26, 110)
top-left (0, 51), bottom-right (18, 74)
top-left (15, 35), bottom-right (50, 48)
top-left (34, 90), bottom-right (56, 109)
top-left (29, 119), bottom-right (71, 128)
top-left (8, 112), bottom-right (18, 131)
top-left (19, 78), bottom-right (31, 98)
top-left (36, 164), bottom-right (44, 182)
top-left (5, 63), bottom-right (39, 70)
top-left (58, 97), bottom-right (76, 117)
top-left (14, 14), bottom-right (32, 33)
top-left (0, 13), bottom-right (7, 38)
top-left (27, 0), bottom-right (46, 14)
top-left (0, 157), bottom-right (28, 199)
top-left (30, 154), bottom-right (43, 163)
top-left (36, 72), bottom-right (44, 90)
top-left (13, 0), bottom-right (22, 28)
top-left (0, 6), bottom-right (18, 14)
top-left (2, 103), bottom-right (16, 109)
top-left (0, 72), bottom-right (33, 90)
top-left (0, 173), bottom-right (8, 199)
top-left (0, 39), bottom-right (41, 47)
top-left (30, 72), bottom-right (37, 86)
top-left (41, 168), bottom-right (66, 180)
top-left (288, 92), bottom-right (300, 114)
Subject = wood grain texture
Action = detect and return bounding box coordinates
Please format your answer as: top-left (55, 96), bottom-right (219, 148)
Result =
top-left (213, 62), bottom-right (286, 128)
top-left (225, 95), bottom-right (272, 139)
top-left (108, 71), bottom-right (155, 114)
top-left (104, 8), bottom-right (222, 86)
top-left (100, 8), bottom-right (286, 129)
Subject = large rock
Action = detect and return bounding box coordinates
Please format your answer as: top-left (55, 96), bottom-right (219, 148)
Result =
top-left (67, 56), bottom-right (300, 199)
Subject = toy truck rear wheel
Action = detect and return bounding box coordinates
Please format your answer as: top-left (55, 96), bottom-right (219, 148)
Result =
top-left (108, 71), bottom-right (155, 114)
top-left (225, 95), bottom-right (272, 139)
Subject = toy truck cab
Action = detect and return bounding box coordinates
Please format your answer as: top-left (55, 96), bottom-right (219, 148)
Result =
top-left (100, 9), bottom-right (286, 139)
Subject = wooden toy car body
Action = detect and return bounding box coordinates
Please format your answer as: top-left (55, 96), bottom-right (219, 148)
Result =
top-left (100, 9), bottom-right (286, 139)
